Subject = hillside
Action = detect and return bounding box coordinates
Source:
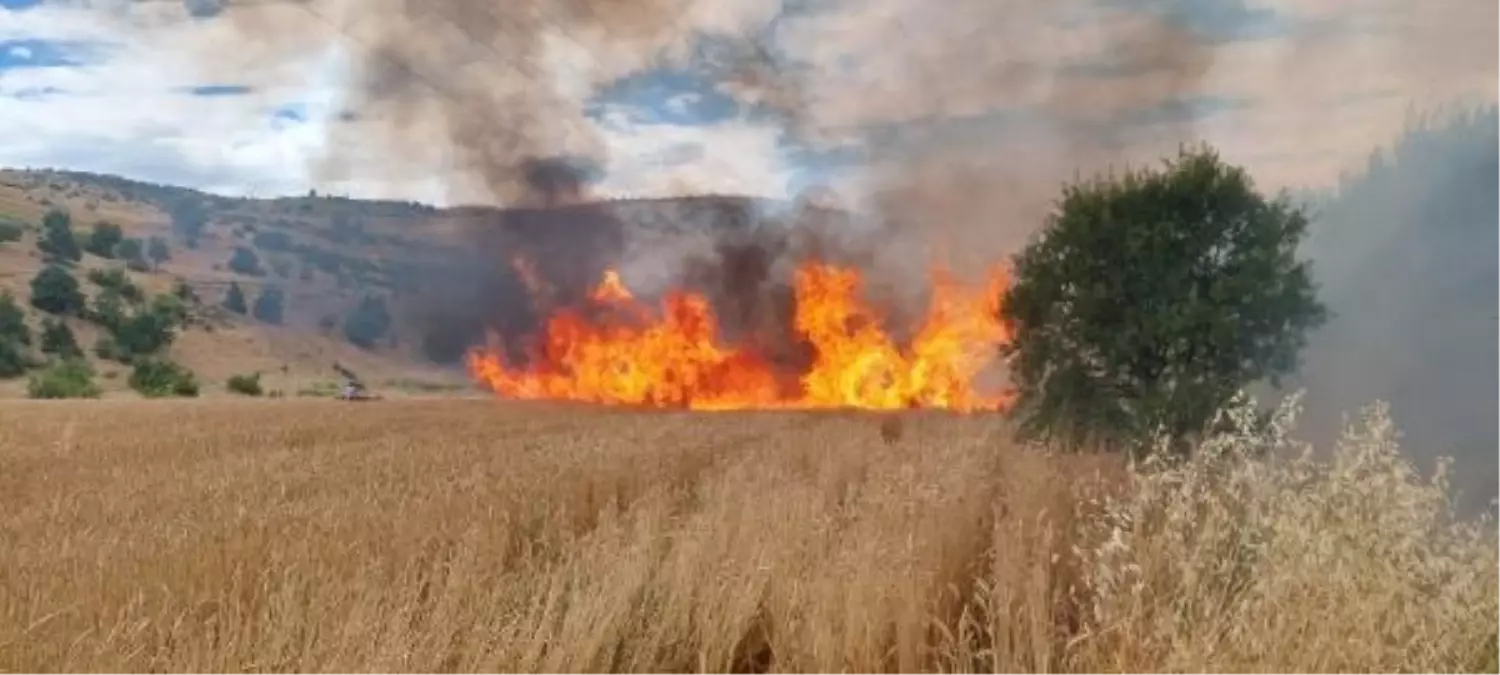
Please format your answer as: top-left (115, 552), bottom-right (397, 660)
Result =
top-left (0, 168), bottom-right (472, 397)
top-left (0, 168), bottom-right (841, 398)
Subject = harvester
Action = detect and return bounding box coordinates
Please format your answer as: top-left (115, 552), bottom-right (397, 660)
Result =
top-left (332, 362), bottom-right (380, 401)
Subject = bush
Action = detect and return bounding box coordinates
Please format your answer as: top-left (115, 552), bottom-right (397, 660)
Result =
top-left (169, 199), bottom-right (207, 248)
top-left (37, 209), bottom-right (81, 262)
top-left (83, 222), bottom-right (124, 258)
top-left (343, 294), bottom-right (391, 349)
top-left (39, 318), bottom-right (81, 359)
top-left (0, 291), bottom-right (30, 346)
top-left (226, 372), bottom-right (263, 396)
top-left (222, 282), bottom-right (247, 314)
top-left (27, 358), bottom-right (101, 399)
top-left (116, 237), bottom-right (151, 271)
top-left (29, 265), bottom-right (85, 315)
top-left (107, 305), bottom-right (178, 361)
top-left (93, 335), bottom-right (123, 362)
top-left (128, 358), bottom-right (199, 398)
top-left (1071, 393), bottom-right (1498, 672)
top-left (88, 289), bottom-right (127, 330)
top-left (0, 338), bottom-right (27, 378)
top-left (86, 267), bottom-right (144, 303)
top-left (0, 220), bottom-right (25, 243)
top-left (147, 236), bottom-right (171, 266)
top-left (228, 246), bottom-right (264, 276)
top-left (173, 278), bottom-right (199, 305)
top-left (252, 286), bottom-right (284, 324)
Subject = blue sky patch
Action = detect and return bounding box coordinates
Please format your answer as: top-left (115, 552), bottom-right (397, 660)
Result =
top-left (1101, 0), bottom-right (1292, 43)
top-left (270, 103), bottom-right (308, 131)
top-left (588, 67), bottom-right (740, 126)
top-left (0, 0), bottom-right (44, 11)
top-left (0, 38), bottom-right (110, 70)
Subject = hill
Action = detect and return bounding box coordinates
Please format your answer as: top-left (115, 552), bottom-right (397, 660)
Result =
top-left (0, 168), bottom-right (846, 398)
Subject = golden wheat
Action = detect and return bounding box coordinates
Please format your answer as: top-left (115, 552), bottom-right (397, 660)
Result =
top-left (0, 396), bottom-right (1491, 672)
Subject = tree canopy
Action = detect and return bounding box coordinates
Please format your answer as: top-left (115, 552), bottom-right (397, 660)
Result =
top-left (1001, 145), bottom-right (1327, 454)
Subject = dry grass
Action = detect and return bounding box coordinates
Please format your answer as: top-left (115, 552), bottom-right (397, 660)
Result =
top-left (0, 397), bottom-right (1492, 672)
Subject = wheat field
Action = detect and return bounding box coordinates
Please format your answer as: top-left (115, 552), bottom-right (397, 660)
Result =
top-left (0, 398), bottom-right (1493, 672)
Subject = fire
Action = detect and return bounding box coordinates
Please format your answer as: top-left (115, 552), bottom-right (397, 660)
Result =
top-left (466, 260), bottom-right (1016, 412)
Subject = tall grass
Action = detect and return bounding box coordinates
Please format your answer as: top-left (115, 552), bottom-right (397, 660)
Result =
top-left (0, 398), bottom-right (1492, 672)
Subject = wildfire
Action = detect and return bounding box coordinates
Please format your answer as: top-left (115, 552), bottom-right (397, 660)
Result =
top-left (466, 260), bottom-right (1017, 412)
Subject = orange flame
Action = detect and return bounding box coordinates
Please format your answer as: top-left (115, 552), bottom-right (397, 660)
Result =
top-left (466, 260), bottom-right (1016, 412)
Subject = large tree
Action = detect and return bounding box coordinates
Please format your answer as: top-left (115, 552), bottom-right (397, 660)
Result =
top-left (1001, 145), bottom-right (1327, 454)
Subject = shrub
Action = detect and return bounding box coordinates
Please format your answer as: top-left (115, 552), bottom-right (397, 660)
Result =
top-left (128, 358), bottom-right (199, 398)
top-left (29, 265), bottom-right (85, 315)
top-left (115, 237), bottom-right (150, 271)
top-left (88, 289), bottom-right (127, 330)
top-left (0, 291), bottom-right (30, 346)
top-left (1070, 393), bottom-right (1499, 672)
top-left (343, 294), bottom-right (391, 349)
top-left (83, 222), bottom-right (124, 258)
top-left (226, 372), bottom-right (263, 396)
top-left (222, 282), bottom-right (247, 314)
top-left (228, 246), bottom-right (264, 276)
top-left (108, 306), bottom-right (177, 361)
top-left (252, 286), bottom-right (284, 324)
top-left (27, 358), bottom-right (101, 398)
top-left (0, 220), bottom-right (25, 243)
top-left (0, 338), bottom-right (27, 378)
top-left (36, 209), bottom-right (81, 263)
top-left (86, 267), bottom-right (144, 303)
top-left (173, 278), bottom-right (199, 305)
top-left (39, 318), bottom-right (81, 359)
top-left (147, 236), bottom-right (171, 266)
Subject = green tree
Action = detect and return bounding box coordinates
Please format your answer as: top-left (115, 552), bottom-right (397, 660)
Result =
top-left (37, 209), bottom-right (81, 263)
top-left (1001, 145), bottom-right (1328, 455)
top-left (28, 265), bottom-right (85, 315)
top-left (90, 289), bottom-right (128, 330)
top-left (0, 339), bottom-right (27, 378)
top-left (86, 267), bottom-right (144, 303)
top-left (0, 291), bottom-right (31, 346)
top-left (39, 318), bottom-right (82, 359)
top-left (116, 237), bottom-right (151, 271)
top-left (84, 222), bottom-right (124, 258)
top-left (228, 246), bottom-right (264, 276)
top-left (147, 236), bottom-right (171, 267)
top-left (223, 281), bottom-right (247, 314)
top-left (343, 294), bottom-right (391, 349)
top-left (109, 306), bottom-right (177, 361)
top-left (169, 199), bottom-right (207, 248)
top-left (252, 286), bottom-right (284, 324)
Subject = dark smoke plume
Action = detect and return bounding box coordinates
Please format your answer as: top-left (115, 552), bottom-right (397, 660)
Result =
top-left (1287, 105), bottom-right (1499, 514)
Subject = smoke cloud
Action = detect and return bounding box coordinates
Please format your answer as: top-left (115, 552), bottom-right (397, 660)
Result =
top-left (1288, 106), bottom-right (1499, 515)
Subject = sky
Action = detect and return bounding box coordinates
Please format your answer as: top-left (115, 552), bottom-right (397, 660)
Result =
top-left (0, 0), bottom-right (1494, 206)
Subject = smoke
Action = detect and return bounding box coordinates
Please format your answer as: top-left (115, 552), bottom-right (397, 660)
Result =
top-left (1288, 105), bottom-right (1499, 515)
